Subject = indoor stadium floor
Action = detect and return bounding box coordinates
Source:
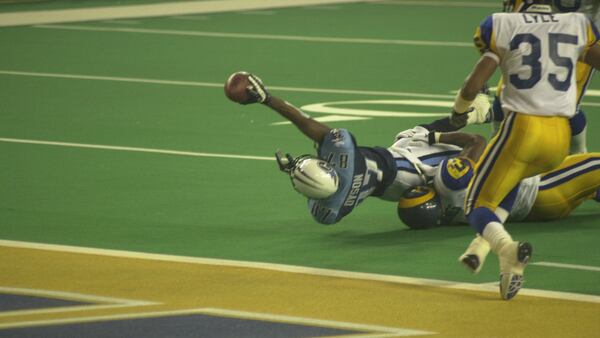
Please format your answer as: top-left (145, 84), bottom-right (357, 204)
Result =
top-left (0, 1), bottom-right (599, 337)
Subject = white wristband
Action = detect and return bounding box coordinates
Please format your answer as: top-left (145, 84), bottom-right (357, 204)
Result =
top-left (453, 93), bottom-right (474, 114)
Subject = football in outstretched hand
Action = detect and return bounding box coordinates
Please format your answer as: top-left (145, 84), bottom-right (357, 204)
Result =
top-left (224, 71), bottom-right (251, 104)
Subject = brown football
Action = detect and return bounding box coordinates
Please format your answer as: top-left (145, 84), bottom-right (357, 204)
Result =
top-left (224, 71), bottom-right (251, 104)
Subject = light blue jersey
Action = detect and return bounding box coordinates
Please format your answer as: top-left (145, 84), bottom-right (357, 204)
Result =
top-left (308, 129), bottom-right (396, 224)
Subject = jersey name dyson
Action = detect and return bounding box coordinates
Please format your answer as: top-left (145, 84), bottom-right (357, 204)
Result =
top-left (344, 174), bottom-right (364, 206)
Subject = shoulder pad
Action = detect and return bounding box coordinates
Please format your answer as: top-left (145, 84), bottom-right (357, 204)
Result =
top-left (434, 157), bottom-right (474, 191)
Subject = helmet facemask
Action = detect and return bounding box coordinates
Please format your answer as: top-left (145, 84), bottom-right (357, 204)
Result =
top-left (276, 151), bottom-right (339, 199)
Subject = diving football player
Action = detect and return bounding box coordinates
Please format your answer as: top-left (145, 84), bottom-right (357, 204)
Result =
top-left (229, 74), bottom-right (487, 225)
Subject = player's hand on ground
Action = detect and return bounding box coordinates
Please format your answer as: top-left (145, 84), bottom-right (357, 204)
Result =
top-left (245, 74), bottom-right (271, 105)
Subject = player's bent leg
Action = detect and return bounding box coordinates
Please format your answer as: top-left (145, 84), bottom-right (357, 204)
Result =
top-left (465, 113), bottom-right (569, 300)
top-left (527, 153), bottom-right (600, 220)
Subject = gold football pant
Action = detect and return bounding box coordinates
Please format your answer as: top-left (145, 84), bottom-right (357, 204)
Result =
top-left (527, 153), bottom-right (600, 221)
top-left (466, 112), bottom-right (571, 214)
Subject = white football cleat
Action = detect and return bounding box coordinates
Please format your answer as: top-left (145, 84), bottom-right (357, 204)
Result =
top-left (459, 235), bottom-right (491, 274)
top-left (498, 241), bottom-right (533, 300)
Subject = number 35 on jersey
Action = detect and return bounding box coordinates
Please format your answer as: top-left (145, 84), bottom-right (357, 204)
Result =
top-left (474, 11), bottom-right (600, 118)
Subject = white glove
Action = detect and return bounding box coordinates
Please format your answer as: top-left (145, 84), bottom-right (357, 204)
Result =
top-left (394, 125), bottom-right (429, 141)
top-left (408, 132), bottom-right (430, 146)
top-left (466, 93), bottom-right (491, 125)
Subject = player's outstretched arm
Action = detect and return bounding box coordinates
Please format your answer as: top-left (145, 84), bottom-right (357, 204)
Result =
top-left (265, 96), bottom-right (331, 144)
top-left (224, 72), bottom-right (331, 143)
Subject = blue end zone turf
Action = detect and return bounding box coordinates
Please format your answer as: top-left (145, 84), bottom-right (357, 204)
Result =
top-left (0, 313), bottom-right (368, 338)
top-left (0, 293), bottom-right (91, 312)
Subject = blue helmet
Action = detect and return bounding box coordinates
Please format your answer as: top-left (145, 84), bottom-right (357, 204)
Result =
top-left (553, 0), bottom-right (581, 12)
top-left (397, 186), bottom-right (442, 230)
top-left (503, 0), bottom-right (552, 12)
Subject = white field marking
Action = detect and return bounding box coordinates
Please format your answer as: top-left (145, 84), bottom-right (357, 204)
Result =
top-left (271, 115), bottom-right (371, 125)
top-left (302, 5), bottom-right (341, 10)
top-left (0, 287), bottom-right (156, 306)
top-left (0, 287), bottom-right (159, 318)
top-left (0, 307), bottom-right (435, 336)
top-left (0, 70), bottom-right (456, 99)
top-left (0, 138), bottom-right (275, 161)
top-left (300, 99), bottom-right (452, 117)
top-left (580, 102), bottom-right (600, 107)
top-left (168, 15), bottom-right (209, 20)
top-left (451, 88), bottom-right (600, 107)
top-left (585, 89), bottom-right (600, 97)
top-left (532, 262), bottom-right (600, 272)
top-left (34, 24), bottom-right (472, 48)
top-left (0, 304), bottom-right (155, 318)
top-left (0, 0), bottom-right (371, 27)
top-left (1, 239), bottom-right (600, 304)
top-left (374, 0), bottom-right (500, 8)
top-left (237, 10), bottom-right (276, 15)
top-left (99, 19), bottom-right (140, 25)
top-left (200, 308), bottom-right (435, 337)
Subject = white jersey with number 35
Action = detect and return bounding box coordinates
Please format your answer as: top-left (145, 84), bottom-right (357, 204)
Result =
top-left (475, 10), bottom-right (599, 118)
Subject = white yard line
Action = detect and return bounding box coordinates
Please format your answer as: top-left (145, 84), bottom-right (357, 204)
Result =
top-left (0, 70), bottom-right (455, 99)
top-left (532, 261), bottom-right (600, 272)
top-left (98, 19), bottom-right (141, 25)
top-left (168, 15), bottom-right (209, 20)
top-left (0, 0), bottom-right (372, 27)
top-left (237, 10), bottom-right (276, 15)
top-left (1, 239), bottom-right (599, 304)
top-left (34, 24), bottom-right (471, 47)
top-left (0, 138), bottom-right (275, 161)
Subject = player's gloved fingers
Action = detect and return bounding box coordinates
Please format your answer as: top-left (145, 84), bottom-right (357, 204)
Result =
top-left (450, 111), bottom-right (469, 128)
top-left (247, 75), bottom-right (270, 103)
top-left (240, 86), bottom-right (260, 105)
top-left (249, 74), bottom-right (265, 86)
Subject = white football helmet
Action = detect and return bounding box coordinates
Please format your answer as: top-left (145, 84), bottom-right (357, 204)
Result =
top-left (289, 155), bottom-right (339, 199)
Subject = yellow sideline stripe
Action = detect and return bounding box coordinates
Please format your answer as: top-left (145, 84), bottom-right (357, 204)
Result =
top-left (1, 243), bottom-right (599, 337)
top-left (1, 239), bottom-right (599, 304)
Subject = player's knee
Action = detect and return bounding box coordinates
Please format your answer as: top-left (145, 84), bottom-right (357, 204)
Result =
top-left (569, 109), bottom-right (587, 136)
top-left (467, 207), bottom-right (500, 234)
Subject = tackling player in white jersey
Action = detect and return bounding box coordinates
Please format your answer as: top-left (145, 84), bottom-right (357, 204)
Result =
top-left (450, 0), bottom-right (600, 300)
top-left (396, 130), bottom-right (600, 275)
top-left (480, 0), bottom-right (600, 154)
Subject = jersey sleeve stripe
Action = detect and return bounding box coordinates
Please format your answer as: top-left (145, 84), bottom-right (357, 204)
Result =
top-left (474, 15), bottom-right (495, 54)
top-left (588, 19), bottom-right (600, 45)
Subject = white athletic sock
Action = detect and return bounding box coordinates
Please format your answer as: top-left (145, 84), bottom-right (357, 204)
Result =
top-left (570, 127), bottom-right (588, 154)
top-left (482, 221), bottom-right (513, 253)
